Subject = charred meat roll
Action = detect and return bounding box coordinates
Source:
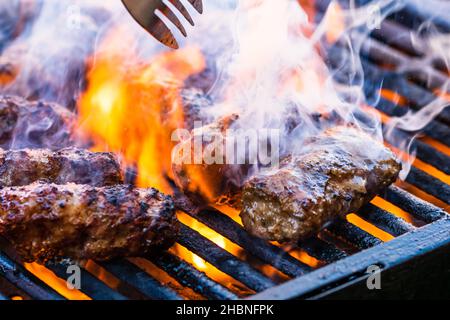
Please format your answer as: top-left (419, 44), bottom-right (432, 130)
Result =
top-left (173, 114), bottom-right (247, 208)
top-left (0, 147), bottom-right (123, 187)
top-left (0, 183), bottom-right (178, 262)
top-left (240, 126), bottom-right (401, 242)
top-left (0, 95), bottom-right (75, 149)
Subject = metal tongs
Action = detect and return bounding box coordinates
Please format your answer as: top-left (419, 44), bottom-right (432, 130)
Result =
top-left (122, 0), bottom-right (203, 49)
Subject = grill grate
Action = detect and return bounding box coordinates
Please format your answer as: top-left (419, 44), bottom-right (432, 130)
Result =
top-left (0, 0), bottom-right (449, 300)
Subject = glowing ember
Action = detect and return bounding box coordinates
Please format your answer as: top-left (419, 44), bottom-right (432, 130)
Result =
top-left (419, 137), bottom-right (450, 157)
top-left (169, 244), bottom-right (251, 294)
top-left (176, 212), bottom-right (242, 272)
top-left (380, 89), bottom-right (408, 107)
top-left (288, 249), bottom-right (321, 268)
top-left (83, 260), bottom-right (121, 290)
top-left (346, 214), bottom-right (394, 242)
top-left (371, 196), bottom-right (414, 224)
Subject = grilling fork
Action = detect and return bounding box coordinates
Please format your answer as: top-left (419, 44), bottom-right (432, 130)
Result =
top-left (122, 0), bottom-right (203, 49)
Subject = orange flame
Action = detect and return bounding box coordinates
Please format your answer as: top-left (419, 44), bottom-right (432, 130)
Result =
top-left (323, 1), bottom-right (346, 44)
top-left (77, 29), bottom-right (205, 192)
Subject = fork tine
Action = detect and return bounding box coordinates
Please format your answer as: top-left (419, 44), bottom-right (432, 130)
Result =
top-left (122, 0), bottom-right (203, 49)
top-left (168, 0), bottom-right (195, 26)
top-left (122, 0), bottom-right (179, 49)
top-left (159, 3), bottom-right (187, 37)
top-left (187, 0), bottom-right (203, 14)
top-left (149, 16), bottom-right (179, 49)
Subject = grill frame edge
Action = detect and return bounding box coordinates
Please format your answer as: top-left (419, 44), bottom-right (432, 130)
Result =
top-left (248, 216), bottom-right (450, 300)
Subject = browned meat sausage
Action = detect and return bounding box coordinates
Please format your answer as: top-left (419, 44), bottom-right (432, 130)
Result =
top-left (0, 95), bottom-right (75, 149)
top-left (0, 147), bottom-right (123, 187)
top-left (0, 183), bottom-right (178, 262)
top-left (240, 126), bottom-right (401, 242)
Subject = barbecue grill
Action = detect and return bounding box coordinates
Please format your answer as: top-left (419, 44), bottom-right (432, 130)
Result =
top-left (0, 0), bottom-right (449, 300)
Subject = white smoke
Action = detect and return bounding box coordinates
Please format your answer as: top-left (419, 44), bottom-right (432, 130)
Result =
top-left (1, 0), bottom-right (447, 181)
top-left (0, 1), bottom-right (123, 106)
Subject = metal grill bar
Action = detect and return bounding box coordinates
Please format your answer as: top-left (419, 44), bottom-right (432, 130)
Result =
top-left (321, 13), bottom-right (450, 129)
top-left (391, 0), bottom-right (450, 33)
top-left (0, 276), bottom-right (32, 300)
top-left (100, 260), bottom-right (182, 300)
top-left (363, 32), bottom-right (449, 91)
top-left (0, 252), bottom-right (63, 300)
top-left (324, 50), bottom-right (450, 204)
top-left (317, 0), bottom-right (450, 36)
top-left (384, 186), bottom-right (447, 223)
top-left (362, 39), bottom-right (448, 90)
top-left (177, 223), bottom-right (276, 292)
top-left (406, 167), bottom-right (450, 203)
top-left (326, 221), bottom-right (383, 250)
top-left (329, 49), bottom-right (450, 147)
top-left (250, 216), bottom-right (450, 300)
top-left (48, 263), bottom-right (127, 300)
top-left (411, 143), bottom-right (449, 177)
top-left (358, 203), bottom-right (416, 236)
top-left (411, 142), bottom-right (449, 175)
top-left (151, 252), bottom-right (238, 300)
top-left (187, 208), bottom-right (312, 277)
top-left (360, 57), bottom-right (450, 128)
top-left (299, 238), bottom-right (348, 263)
top-left (371, 20), bottom-right (424, 57)
top-left (382, 124), bottom-right (450, 175)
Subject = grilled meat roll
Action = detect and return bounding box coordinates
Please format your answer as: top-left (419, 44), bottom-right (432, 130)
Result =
top-left (173, 114), bottom-right (248, 208)
top-left (0, 95), bottom-right (75, 149)
top-left (0, 147), bottom-right (123, 187)
top-left (0, 183), bottom-right (178, 262)
top-left (240, 126), bottom-right (401, 242)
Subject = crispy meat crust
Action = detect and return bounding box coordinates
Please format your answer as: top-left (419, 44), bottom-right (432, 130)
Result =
top-left (0, 147), bottom-right (123, 187)
top-left (0, 183), bottom-right (179, 262)
top-left (240, 127), bottom-right (401, 242)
